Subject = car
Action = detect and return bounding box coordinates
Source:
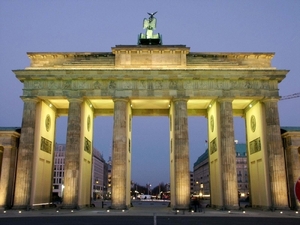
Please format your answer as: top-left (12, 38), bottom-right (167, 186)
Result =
top-left (139, 194), bottom-right (152, 200)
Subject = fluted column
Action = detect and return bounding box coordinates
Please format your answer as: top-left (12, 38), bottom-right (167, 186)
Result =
top-left (219, 99), bottom-right (239, 209)
top-left (173, 99), bottom-right (190, 209)
top-left (13, 97), bottom-right (39, 209)
top-left (263, 99), bottom-right (288, 209)
top-left (111, 98), bottom-right (129, 209)
top-left (284, 139), bottom-right (300, 210)
top-left (0, 133), bottom-right (19, 209)
top-left (63, 98), bottom-right (82, 208)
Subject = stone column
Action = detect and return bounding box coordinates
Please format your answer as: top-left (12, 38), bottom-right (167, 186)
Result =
top-left (263, 99), bottom-right (288, 209)
top-left (219, 99), bottom-right (239, 209)
top-left (111, 99), bottom-right (129, 209)
top-left (63, 99), bottom-right (82, 208)
top-left (13, 98), bottom-right (39, 209)
top-left (0, 133), bottom-right (19, 209)
top-left (283, 134), bottom-right (300, 210)
top-left (173, 99), bottom-right (190, 209)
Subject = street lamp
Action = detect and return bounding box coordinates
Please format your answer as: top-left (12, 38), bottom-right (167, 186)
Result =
top-left (200, 183), bottom-right (204, 199)
top-left (147, 183), bottom-right (151, 195)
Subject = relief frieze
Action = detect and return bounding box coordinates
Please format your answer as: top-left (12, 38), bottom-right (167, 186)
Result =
top-left (210, 138), bottom-right (217, 155)
top-left (48, 80), bottom-right (60, 89)
top-left (40, 136), bottom-right (52, 154)
top-left (262, 81), bottom-right (270, 89)
top-left (75, 80), bottom-right (88, 89)
top-left (249, 137), bottom-right (261, 155)
top-left (241, 80), bottom-right (251, 89)
top-left (122, 80), bottom-right (133, 89)
top-left (183, 80), bottom-right (193, 89)
top-left (22, 79), bottom-right (278, 96)
top-left (109, 80), bottom-right (116, 89)
top-left (231, 80), bottom-right (239, 89)
top-left (217, 80), bottom-right (225, 89)
top-left (198, 80), bottom-right (208, 89)
top-left (169, 80), bottom-right (177, 89)
top-left (138, 80), bottom-right (147, 89)
top-left (153, 80), bottom-right (163, 89)
top-left (63, 80), bottom-right (72, 89)
top-left (147, 81), bottom-right (153, 90)
top-left (84, 137), bottom-right (91, 154)
top-left (93, 80), bottom-right (101, 89)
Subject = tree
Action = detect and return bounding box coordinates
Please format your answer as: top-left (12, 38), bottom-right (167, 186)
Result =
top-left (151, 182), bottom-right (167, 195)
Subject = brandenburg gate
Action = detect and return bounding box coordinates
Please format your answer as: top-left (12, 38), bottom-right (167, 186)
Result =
top-left (0, 11), bottom-right (292, 211)
top-left (1, 43), bottom-right (288, 210)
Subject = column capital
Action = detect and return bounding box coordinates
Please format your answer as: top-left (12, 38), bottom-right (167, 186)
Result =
top-left (217, 98), bottom-right (234, 103)
top-left (20, 96), bottom-right (40, 103)
top-left (261, 97), bottom-right (280, 103)
top-left (172, 97), bottom-right (189, 103)
top-left (0, 145), bottom-right (13, 150)
top-left (113, 98), bottom-right (129, 103)
top-left (67, 98), bottom-right (83, 103)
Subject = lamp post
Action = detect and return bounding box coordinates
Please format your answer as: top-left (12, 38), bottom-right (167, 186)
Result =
top-left (200, 183), bottom-right (204, 199)
top-left (147, 183), bottom-right (151, 195)
top-left (196, 181), bottom-right (200, 195)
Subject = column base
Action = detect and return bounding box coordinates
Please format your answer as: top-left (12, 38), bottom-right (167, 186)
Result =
top-left (61, 203), bottom-right (81, 209)
top-left (212, 204), bottom-right (240, 210)
top-left (109, 204), bottom-right (128, 210)
top-left (0, 205), bottom-right (12, 210)
top-left (12, 205), bottom-right (32, 210)
top-left (61, 203), bottom-right (96, 210)
top-left (173, 205), bottom-right (190, 210)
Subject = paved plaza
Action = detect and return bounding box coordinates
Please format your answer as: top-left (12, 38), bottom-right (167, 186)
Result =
top-left (0, 200), bottom-right (299, 225)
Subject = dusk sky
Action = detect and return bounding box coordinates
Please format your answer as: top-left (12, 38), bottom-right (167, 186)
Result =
top-left (0, 1), bottom-right (299, 187)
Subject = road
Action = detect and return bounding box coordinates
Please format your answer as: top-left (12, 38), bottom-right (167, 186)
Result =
top-left (0, 216), bottom-right (299, 225)
top-left (0, 200), bottom-right (299, 225)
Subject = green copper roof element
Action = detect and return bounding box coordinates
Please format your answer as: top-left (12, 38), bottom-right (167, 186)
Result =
top-left (193, 149), bottom-right (208, 168)
top-left (0, 127), bottom-right (21, 132)
top-left (138, 12), bottom-right (162, 45)
top-left (236, 143), bottom-right (247, 157)
top-left (281, 126), bottom-right (300, 132)
top-left (194, 143), bottom-right (247, 167)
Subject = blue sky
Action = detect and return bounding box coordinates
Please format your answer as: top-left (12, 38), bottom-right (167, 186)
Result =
top-left (0, 0), bottom-right (299, 186)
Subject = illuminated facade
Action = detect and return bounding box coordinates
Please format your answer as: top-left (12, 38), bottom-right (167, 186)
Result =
top-left (52, 144), bottom-right (108, 201)
top-left (281, 127), bottom-right (300, 210)
top-left (52, 144), bottom-right (66, 199)
top-left (194, 144), bottom-right (249, 199)
top-left (0, 44), bottom-right (298, 211)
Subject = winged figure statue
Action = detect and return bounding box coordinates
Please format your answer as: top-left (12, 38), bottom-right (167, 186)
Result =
top-left (143, 11), bottom-right (157, 30)
top-left (138, 11), bottom-right (162, 45)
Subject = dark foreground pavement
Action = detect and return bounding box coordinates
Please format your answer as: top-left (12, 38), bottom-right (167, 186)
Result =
top-left (0, 216), bottom-right (299, 225)
top-left (0, 200), bottom-right (299, 225)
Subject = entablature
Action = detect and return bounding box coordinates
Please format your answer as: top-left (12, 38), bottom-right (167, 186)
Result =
top-left (14, 68), bottom-right (288, 83)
